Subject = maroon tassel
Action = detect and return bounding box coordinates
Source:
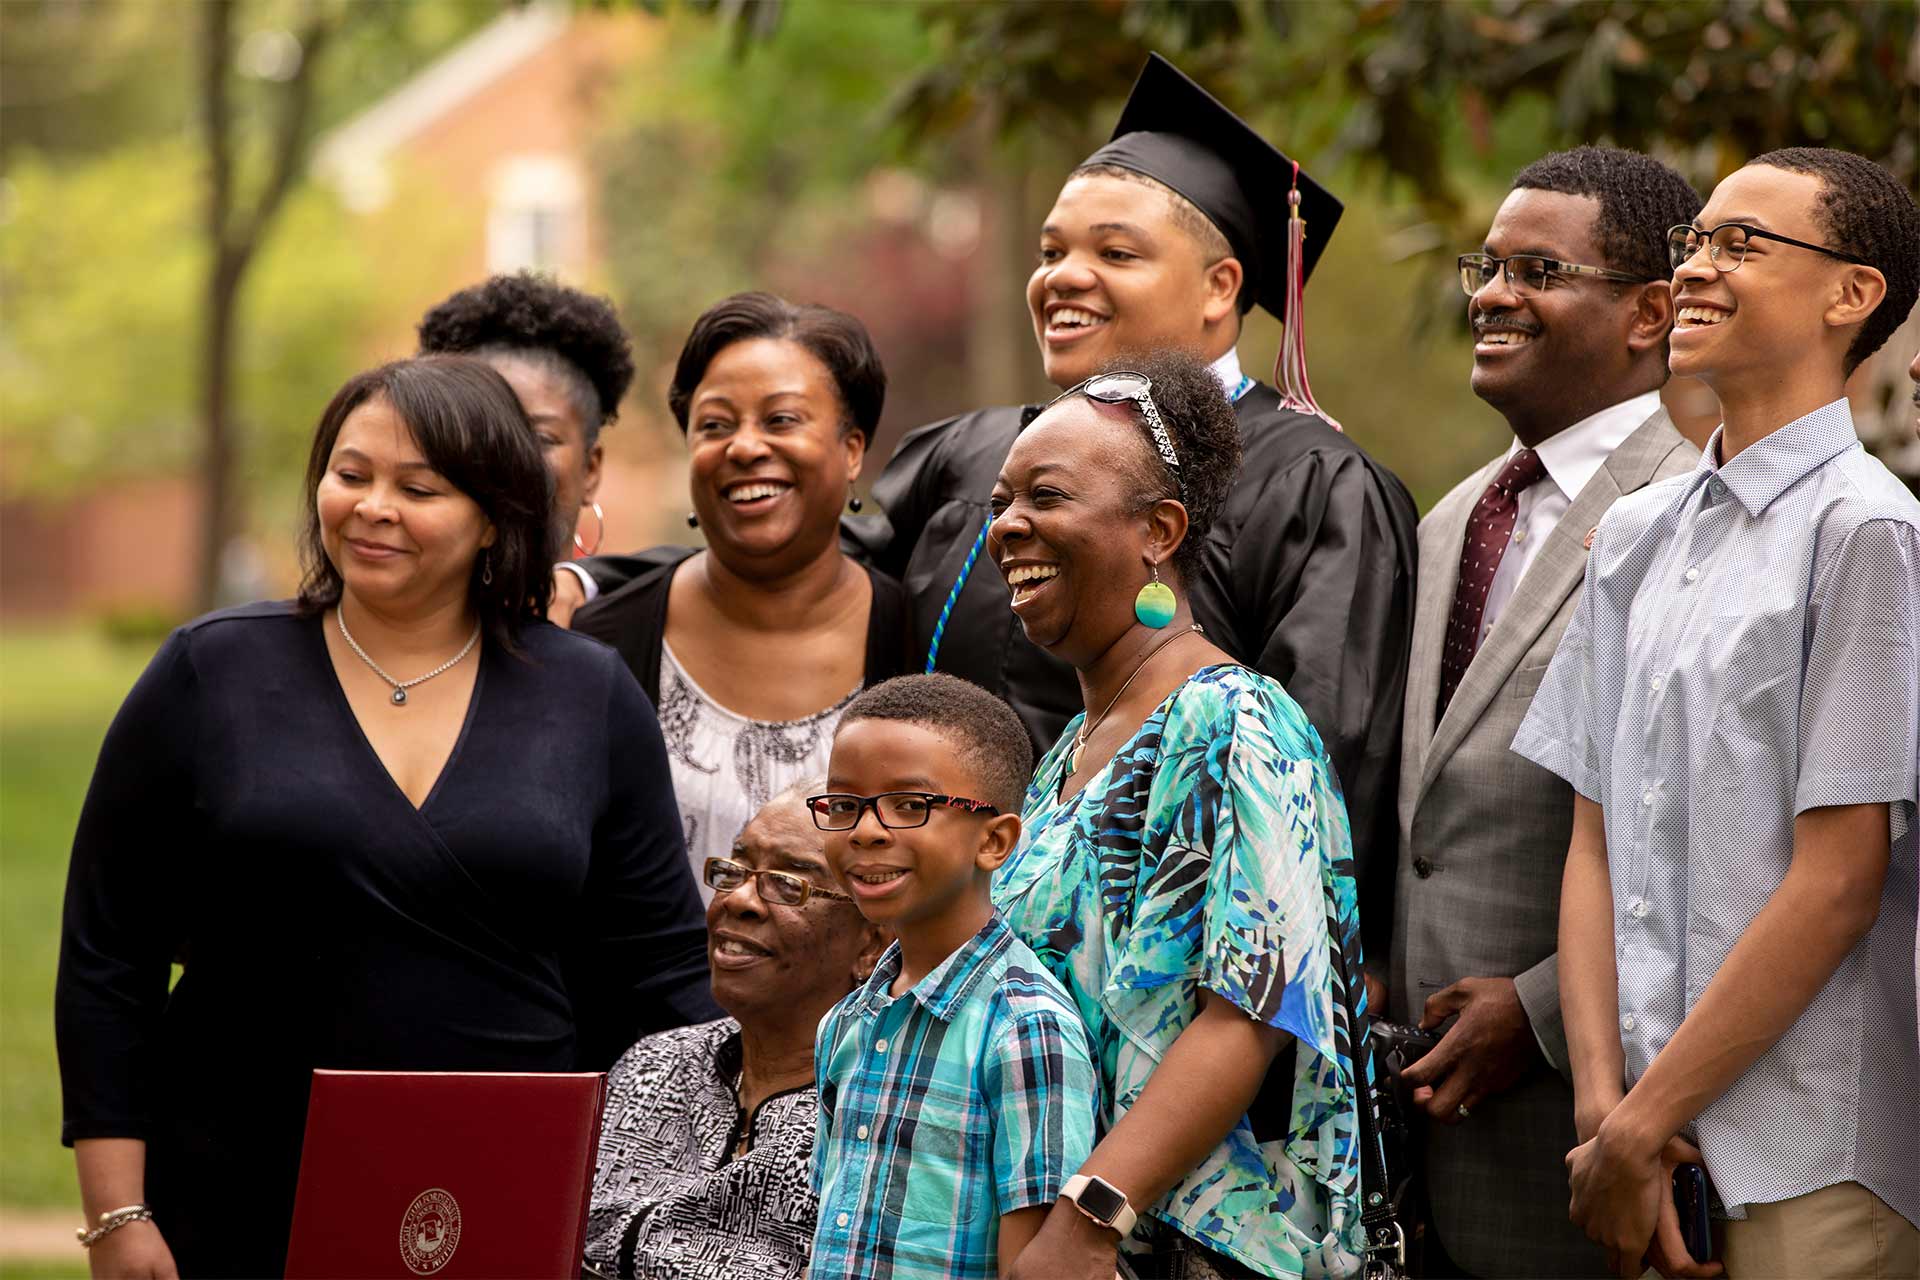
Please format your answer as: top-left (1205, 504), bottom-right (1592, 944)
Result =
top-left (1273, 161), bottom-right (1342, 432)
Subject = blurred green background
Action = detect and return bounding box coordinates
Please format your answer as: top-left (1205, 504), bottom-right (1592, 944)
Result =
top-left (2, 0), bottom-right (1914, 1256)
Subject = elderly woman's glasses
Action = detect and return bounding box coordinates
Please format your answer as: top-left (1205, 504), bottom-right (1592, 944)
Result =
top-left (1049, 371), bottom-right (1181, 488)
top-left (1457, 252), bottom-right (1651, 298)
top-left (703, 856), bottom-right (854, 906)
top-left (805, 791), bottom-right (1001, 831)
top-left (1666, 222), bottom-right (1870, 275)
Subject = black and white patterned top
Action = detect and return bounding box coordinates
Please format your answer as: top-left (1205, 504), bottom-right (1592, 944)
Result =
top-left (587, 1018), bottom-right (820, 1279)
top-left (657, 643), bottom-right (857, 898)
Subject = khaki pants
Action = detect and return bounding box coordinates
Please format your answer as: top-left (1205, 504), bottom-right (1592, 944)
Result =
top-left (1715, 1182), bottom-right (1918, 1280)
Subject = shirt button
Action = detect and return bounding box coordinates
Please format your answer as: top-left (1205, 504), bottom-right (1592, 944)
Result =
top-left (1413, 857), bottom-right (1434, 879)
top-left (836, 1213), bottom-right (849, 1228)
top-left (1631, 899), bottom-right (1649, 919)
top-left (1512, 527), bottom-right (1527, 543)
top-left (1642, 789), bottom-right (1656, 807)
top-left (1650, 675), bottom-right (1663, 692)
top-left (856, 1124), bottom-right (869, 1140)
top-left (873, 1039), bottom-right (888, 1054)
top-left (1621, 1014), bottom-right (1637, 1033)
top-left (1684, 566), bottom-right (1700, 583)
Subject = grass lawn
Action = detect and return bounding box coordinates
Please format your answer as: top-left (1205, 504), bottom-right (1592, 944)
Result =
top-left (0, 1262), bottom-right (87, 1280)
top-left (1, 627), bottom-right (159, 1211)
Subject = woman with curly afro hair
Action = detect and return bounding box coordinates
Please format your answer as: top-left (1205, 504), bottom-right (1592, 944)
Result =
top-left (417, 271), bottom-right (635, 559)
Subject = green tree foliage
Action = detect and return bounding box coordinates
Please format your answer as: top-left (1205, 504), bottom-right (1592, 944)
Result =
top-left (0, 139), bottom-right (377, 500)
top-left (1, 0), bottom-right (498, 597)
top-left (892, 0), bottom-right (1917, 209)
top-left (595, 2), bottom-right (934, 361)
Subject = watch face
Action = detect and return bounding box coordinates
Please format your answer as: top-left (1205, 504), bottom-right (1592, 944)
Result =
top-left (1077, 1177), bottom-right (1126, 1222)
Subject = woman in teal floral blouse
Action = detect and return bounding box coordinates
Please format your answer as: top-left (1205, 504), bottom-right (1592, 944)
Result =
top-left (985, 353), bottom-right (1365, 1280)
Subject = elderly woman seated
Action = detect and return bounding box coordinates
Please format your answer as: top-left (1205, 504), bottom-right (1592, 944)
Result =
top-left (584, 780), bottom-right (887, 1279)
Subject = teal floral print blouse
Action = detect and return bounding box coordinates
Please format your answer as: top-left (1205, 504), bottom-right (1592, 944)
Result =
top-left (991, 664), bottom-right (1365, 1278)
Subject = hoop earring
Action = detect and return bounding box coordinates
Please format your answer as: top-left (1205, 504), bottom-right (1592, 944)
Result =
top-left (481, 551), bottom-right (494, 587)
top-left (573, 501), bottom-right (605, 555)
top-left (686, 511), bottom-right (700, 529)
top-left (1134, 562), bottom-right (1175, 629)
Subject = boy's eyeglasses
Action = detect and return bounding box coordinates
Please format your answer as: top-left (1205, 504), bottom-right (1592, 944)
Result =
top-left (1666, 222), bottom-right (1870, 274)
top-left (703, 856), bottom-right (854, 906)
top-left (805, 791), bottom-right (1002, 832)
top-left (1048, 371), bottom-right (1182, 492)
top-left (1457, 252), bottom-right (1652, 297)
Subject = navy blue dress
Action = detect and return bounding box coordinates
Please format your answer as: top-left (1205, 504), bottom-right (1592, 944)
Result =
top-left (56, 602), bottom-right (718, 1276)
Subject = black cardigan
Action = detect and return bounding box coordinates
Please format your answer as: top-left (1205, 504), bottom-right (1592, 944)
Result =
top-left (572, 546), bottom-right (912, 705)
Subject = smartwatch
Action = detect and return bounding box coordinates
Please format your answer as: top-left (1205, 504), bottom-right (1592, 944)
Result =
top-left (1061, 1173), bottom-right (1137, 1237)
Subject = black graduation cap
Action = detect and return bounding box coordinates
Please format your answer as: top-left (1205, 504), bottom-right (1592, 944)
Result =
top-left (1082, 53), bottom-right (1342, 321)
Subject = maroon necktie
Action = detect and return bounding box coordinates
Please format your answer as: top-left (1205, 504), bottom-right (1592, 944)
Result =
top-left (1437, 447), bottom-right (1548, 717)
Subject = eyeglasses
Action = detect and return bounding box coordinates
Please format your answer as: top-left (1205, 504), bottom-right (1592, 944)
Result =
top-left (1048, 371), bottom-right (1181, 492)
top-left (703, 856), bottom-right (854, 907)
top-left (1666, 222), bottom-right (1870, 275)
top-left (1457, 252), bottom-right (1652, 298)
top-left (805, 791), bottom-right (1002, 832)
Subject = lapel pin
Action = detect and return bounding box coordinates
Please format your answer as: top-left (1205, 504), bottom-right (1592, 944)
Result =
top-left (1583, 526), bottom-right (1598, 550)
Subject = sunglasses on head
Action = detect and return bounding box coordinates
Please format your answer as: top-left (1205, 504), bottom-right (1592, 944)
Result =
top-left (1048, 371), bottom-right (1182, 495)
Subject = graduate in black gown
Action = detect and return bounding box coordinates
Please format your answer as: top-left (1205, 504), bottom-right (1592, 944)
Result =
top-left (868, 57), bottom-right (1416, 912)
top-left (56, 357), bottom-right (716, 1277)
top-left (561, 56), bottom-right (1417, 907)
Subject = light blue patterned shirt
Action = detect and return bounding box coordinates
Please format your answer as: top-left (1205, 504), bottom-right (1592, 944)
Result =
top-left (996, 664), bottom-right (1365, 1277)
top-left (1514, 399), bottom-right (1919, 1226)
top-left (809, 914), bottom-right (1096, 1280)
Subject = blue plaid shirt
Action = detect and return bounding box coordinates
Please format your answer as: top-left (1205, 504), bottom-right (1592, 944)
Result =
top-left (809, 914), bottom-right (1097, 1280)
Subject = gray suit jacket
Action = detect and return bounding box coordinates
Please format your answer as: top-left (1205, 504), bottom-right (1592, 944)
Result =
top-left (1386, 409), bottom-right (1695, 1278)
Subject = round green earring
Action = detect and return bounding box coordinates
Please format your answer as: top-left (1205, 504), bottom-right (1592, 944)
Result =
top-left (1134, 563), bottom-right (1176, 629)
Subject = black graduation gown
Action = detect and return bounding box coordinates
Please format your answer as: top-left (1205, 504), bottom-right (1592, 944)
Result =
top-left (843, 382), bottom-right (1419, 921)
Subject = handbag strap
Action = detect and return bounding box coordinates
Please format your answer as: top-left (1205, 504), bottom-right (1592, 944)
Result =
top-left (1323, 890), bottom-right (1406, 1277)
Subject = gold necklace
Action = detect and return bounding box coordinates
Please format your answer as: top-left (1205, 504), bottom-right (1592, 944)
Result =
top-left (1065, 624), bottom-right (1203, 780)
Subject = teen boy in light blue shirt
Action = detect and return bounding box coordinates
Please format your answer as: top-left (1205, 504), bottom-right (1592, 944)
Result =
top-left (1516, 147), bottom-right (1920, 1279)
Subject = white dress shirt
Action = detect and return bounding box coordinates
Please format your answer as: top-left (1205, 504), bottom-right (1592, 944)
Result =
top-left (1206, 346), bottom-right (1247, 396)
top-left (1479, 390), bottom-right (1660, 644)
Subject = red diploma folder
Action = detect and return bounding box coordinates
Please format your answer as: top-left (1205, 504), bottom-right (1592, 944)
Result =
top-left (286, 1070), bottom-right (604, 1279)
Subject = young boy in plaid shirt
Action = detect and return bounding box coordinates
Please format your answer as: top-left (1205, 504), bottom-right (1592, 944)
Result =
top-left (806, 675), bottom-right (1096, 1280)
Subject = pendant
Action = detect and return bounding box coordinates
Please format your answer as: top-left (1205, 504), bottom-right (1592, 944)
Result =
top-left (391, 688), bottom-right (408, 705)
top-left (1066, 738), bottom-right (1084, 778)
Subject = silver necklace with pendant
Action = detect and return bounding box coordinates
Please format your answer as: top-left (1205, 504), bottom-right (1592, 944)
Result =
top-left (336, 607), bottom-right (480, 706)
top-left (1064, 624), bottom-right (1203, 780)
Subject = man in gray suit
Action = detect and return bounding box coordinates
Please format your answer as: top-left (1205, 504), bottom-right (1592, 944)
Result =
top-left (1380, 147), bottom-right (1703, 1278)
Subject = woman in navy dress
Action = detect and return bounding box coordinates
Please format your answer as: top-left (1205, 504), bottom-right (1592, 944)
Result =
top-left (56, 356), bottom-right (716, 1278)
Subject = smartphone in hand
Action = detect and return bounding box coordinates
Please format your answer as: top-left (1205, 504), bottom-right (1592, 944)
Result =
top-left (1672, 1162), bottom-right (1711, 1262)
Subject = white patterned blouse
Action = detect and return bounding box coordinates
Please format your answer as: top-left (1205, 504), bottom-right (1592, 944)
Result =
top-left (656, 642), bottom-right (857, 898)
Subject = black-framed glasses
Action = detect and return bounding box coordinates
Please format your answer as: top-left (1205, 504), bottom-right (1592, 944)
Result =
top-left (805, 791), bottom-right (1002, 832)
top-left (1666, 222), bottom-right (1870, 275)
top-left (1457, 252), bottom-right (1652, 297)
top-left (703, 856), bottom-right (854, 906)
top-left (1048, 371), bottom-right (1182, 490)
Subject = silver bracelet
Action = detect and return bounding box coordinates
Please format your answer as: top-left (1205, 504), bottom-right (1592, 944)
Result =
top-left (77, 1203), bottom-right (153, 1248)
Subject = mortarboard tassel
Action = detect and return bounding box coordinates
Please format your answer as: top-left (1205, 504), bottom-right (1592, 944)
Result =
top-left (1274, 161), bottom-right (1342, 432)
